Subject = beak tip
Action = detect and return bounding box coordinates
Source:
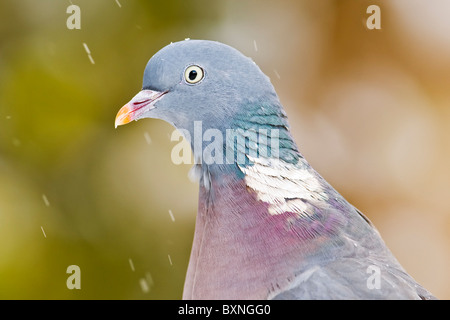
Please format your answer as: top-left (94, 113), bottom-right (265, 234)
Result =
top-left (115, 104), bottom-right (132, 128)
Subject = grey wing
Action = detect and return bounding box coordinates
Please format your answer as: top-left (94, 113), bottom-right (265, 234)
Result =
top-left (271, 205), bottom-right (436, 300)
top-left (271, 257), bottom-right (436, 300)
top-left (264, 166), bottom-right (436, 300)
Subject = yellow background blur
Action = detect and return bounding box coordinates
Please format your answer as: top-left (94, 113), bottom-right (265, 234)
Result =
top-left (0, 0), bottom-right (449, 299)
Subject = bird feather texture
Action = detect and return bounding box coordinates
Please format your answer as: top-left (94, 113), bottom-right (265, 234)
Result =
top-left (115, 39), bottom-right (436, 300)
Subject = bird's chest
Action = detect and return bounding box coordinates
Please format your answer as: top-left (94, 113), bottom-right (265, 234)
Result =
top-left (182, 178), bottom-right (316, 299)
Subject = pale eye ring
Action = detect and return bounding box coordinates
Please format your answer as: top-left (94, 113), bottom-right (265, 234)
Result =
top-left (184, 65), bottom-right (204, 84)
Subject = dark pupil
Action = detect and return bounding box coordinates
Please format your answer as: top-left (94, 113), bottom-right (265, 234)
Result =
top-left (189, 70), bottom-right (197, 81)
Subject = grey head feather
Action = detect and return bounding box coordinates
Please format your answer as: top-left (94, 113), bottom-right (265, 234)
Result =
top-left (139, 40), bottom-right (282, 146)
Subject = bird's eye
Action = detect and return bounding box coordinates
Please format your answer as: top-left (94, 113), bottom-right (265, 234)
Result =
top-left (184, 65), bottom-right (204, 84)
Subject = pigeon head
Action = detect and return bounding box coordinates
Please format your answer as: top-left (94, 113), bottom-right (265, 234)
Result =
top-left (115, 39), bottom-right (282, 137)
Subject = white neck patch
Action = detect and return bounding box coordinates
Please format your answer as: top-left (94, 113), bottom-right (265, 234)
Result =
top-left (237, 156), bottom-right (328, 217)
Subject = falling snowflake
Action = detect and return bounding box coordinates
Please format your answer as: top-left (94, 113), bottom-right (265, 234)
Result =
top-left (42, 194), bottom-right (50, 207)
top-left (168, 209), bottom-right (175, 222)
top-left (139, 278), bottom-right (149, 293)
top-left (144, 132), bottom-right (152, 145)
top-left (82, 43), bottom-right (95, 64)
top-left (274, 69), bottom-right (281, 79)
top-left (128, 258), bottom-right (135, 272)
top-left (41, 226), bottom-right (47, 238)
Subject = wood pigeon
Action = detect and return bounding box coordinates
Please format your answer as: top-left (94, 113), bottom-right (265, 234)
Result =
top-left (115, 40), bottom-right (435, 300)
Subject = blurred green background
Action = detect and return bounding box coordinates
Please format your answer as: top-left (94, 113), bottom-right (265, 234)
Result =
top-left (0, 0), bottom-right (449, 299)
